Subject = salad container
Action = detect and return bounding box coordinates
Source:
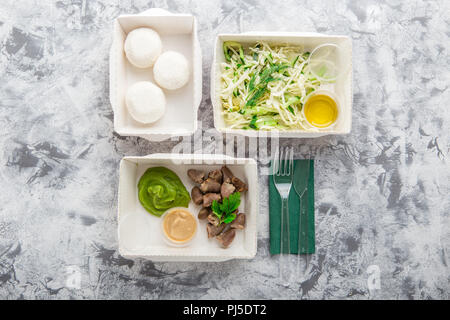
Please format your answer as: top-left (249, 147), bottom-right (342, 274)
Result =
top-left (211, 32), bottom-right (352, 138)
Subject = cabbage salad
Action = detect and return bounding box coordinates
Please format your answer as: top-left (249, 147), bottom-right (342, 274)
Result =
top-left (220, 41), bottom-right (323, 131)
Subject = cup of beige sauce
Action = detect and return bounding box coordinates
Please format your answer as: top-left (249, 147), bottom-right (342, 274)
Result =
top-left (161, 207), bottom-right (197, 246)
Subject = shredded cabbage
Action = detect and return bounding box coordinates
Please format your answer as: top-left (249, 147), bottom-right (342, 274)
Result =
top-left (220, 41), bottom-right (328, 131)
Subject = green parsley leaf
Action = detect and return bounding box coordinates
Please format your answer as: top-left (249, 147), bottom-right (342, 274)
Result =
top-left (211, 200), bottom-right (221, 219)
top-left (210, 192), bottom-right (241, 225)
top-left (223, 213), bottom-right (237, 224)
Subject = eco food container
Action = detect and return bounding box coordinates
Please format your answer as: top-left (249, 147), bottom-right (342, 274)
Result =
top-left (211, 32), bottom-right (352, 138)
top-left (117, 153), bottom-right (258, 262)
top-left (110, 9), bottom-right (202, 141)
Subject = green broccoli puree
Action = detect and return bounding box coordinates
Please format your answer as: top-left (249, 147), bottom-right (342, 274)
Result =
top-left (138, 167), bottom-right (191, 217)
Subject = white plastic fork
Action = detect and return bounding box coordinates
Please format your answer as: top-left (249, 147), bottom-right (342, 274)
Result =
top-left (272, 146), bottom-right (294, 286)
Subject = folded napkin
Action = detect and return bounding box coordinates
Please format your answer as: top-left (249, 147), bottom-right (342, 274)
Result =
top-left (269, 159), bottom-right (315, 254)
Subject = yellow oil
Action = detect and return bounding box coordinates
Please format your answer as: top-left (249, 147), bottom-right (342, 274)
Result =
top-left (304, 94), bottom-right (338, 128)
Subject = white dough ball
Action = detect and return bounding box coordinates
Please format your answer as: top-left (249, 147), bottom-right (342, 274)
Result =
top-left (153, 51), bottom-right (190, 90)
top-left (125, 81), bottom-right (166, 124)
top-left (124, 28), bottom-right (162, 68)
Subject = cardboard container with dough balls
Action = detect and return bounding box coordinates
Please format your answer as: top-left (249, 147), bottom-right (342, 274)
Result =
top-left (109, 8), bottom-right (202, 141)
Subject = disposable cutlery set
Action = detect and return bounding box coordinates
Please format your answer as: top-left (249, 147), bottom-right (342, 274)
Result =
top-left (272, 147), bottom-right (314, 284)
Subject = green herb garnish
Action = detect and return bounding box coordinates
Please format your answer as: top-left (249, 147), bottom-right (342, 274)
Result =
top-left (239, 46), bottom-right (245, 64)
top-left (248, 73), bottom-right (257, 92)
top-left (287, 106), bottom-right (295, 115)
top-left (245, 64), bottom-right (288, 107)
top-left (246, 86), bottom-right (267, 107)
top-left (211, 192), bottom-right (241, 225)
top-left (249, 115), bottom-right (258, 129)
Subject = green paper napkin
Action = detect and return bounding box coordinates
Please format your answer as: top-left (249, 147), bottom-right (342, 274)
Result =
top-left (269, 159), bottom-right (315, 254)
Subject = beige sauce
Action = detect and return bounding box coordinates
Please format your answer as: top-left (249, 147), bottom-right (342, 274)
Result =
top-left (163, 208), bottom-right (197, 243)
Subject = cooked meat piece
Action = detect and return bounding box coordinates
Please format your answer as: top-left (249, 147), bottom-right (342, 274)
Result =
top-left (207, 213), bottom-right (220, 227)
top-left (203, 193), bottom-right (221, 207)
top-left (191, 186), bottom-right (203, 205)
top-left (232, 177), bottom-right (248, 192)
top-left (198, 207), bottom-right (211, 220)
top-left (216, 228), bottom-right (236, 248)
top-left (187, 169), bottom-right (205, 184)
top-left (221, 182), bottom-right (236, 199)
top-left (208, 169), bottom-right (223, 184)
top-left (231, 213), bottom-right (245, 229)
top-left (221, 165), bottom-right (234, 183)
top-left (200, 178), bottom-right (221, 193)
top-left (206, 223), bottom-right (226, 238)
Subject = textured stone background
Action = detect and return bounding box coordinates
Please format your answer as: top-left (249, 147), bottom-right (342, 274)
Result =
top-left (0, 0), bottom-right (449, 299)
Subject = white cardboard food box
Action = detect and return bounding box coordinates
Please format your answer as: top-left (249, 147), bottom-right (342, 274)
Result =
top-left (110, 9), bottom-right (202, 141)
top-left (211, 32), bottom-right (353, 138)
top-left (118, 153), bottom-right (258, 262)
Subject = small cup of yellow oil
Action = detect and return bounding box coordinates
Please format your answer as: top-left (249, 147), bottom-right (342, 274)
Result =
top-left (303, 90), bottom-right (340, 129)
